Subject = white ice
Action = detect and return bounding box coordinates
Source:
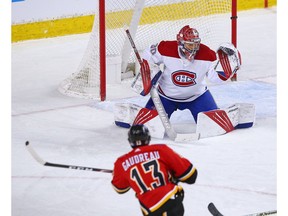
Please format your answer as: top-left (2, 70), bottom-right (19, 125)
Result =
top-left (12, 8), bottom-right (278, 216)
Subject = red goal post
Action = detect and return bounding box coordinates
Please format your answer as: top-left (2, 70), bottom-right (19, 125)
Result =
top-left (58, 0), bottom-right (237, 101)
top-left (231, 0), bottom-right (238, 81)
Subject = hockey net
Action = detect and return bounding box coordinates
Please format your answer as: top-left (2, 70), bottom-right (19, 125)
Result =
top-left (58, 0), bottom-right (232, 100)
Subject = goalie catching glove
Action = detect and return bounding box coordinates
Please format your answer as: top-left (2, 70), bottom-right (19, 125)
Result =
top-left (216, 42), bottom-right (242, 81)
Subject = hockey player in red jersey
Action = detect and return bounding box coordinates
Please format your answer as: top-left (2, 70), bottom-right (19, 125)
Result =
top-left (111, 125), bottom-right (198, 215)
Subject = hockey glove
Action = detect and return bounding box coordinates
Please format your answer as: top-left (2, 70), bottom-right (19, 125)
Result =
top-left (216, 42), bottom-right (242, 81)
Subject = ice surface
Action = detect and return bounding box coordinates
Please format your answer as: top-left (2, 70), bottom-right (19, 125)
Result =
top-left (11, 8), bottom-right (278, 216)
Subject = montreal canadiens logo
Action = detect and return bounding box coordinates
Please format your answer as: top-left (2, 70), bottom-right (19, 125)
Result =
top-left (171, 70), bottom-right (196, 87)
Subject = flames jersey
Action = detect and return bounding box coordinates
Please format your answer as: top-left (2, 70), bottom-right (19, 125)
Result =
top-left (111, 144), bottom-right (197, 214)
top-left (142, 41), bottom-right (223, 102)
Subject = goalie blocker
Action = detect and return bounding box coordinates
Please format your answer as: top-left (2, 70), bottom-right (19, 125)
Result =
top-left (114, 102), bottom-right (255, 141)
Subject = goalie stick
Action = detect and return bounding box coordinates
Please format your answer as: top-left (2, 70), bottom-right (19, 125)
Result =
top-left (25, 141), bottom-right (113, 173)
top-left (150, 85), bottom-right (199, 142)
top-left (125, 29), bottom-right (199, 142)
top-left (126, 29), bottom-right (151, 96)
top-left (208, 202), bottom-right (277, 216)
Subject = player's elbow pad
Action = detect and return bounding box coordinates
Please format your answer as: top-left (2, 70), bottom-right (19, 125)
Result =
top-left (184, 168), bottom-right (198, 184)
top-left (111, 183), bottom-right (130, 194)
top-left (177, 166), bottom-right (198, 184)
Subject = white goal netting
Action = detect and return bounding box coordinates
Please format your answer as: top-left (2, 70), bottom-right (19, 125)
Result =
top-left (58, 0), bottom-right (231, 100)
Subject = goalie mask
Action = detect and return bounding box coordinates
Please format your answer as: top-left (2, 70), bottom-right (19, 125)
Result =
top-left (128, 125), bottom-right (151, 148)
top-left (177, 25), bottom-right (201, 61)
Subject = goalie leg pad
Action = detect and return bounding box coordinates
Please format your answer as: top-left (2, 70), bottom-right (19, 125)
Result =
top-left (234, 103), bottom-right (255, 129)
top-left (223, 103), bottom-right (255, 128)
top-left (133, 108), bottom-right (165, 139)
top-left (196, 103), bottom-right (255, 139)
top-left (133, 108), bottom-right (158, 125)
top-left (114, 103), bottom-right (165, 139)
top-left (197, 109), bottom-right (235, 139)
top-left (114, 103), bottom-right (142, 128)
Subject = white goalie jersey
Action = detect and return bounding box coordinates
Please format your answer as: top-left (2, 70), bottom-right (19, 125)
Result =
top-left (140, 40), bottom-right (224, 102)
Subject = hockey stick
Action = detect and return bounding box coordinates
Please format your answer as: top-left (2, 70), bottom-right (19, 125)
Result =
top-left (125, 29), bottom-right (144, 88)
top-left (244, 210), bottom-right (278, 216)
top-left (208, 202), bottom-right (277, 216)
top-left (150, 86), bottom-right (199, 142)
top-left (125, 29), bottom-right (143, 65)
top-left (125, 29), bottom-right (199, 142)
top-left (25, 141), bottom-right (113, 173)
top-left (208, 203), bottom-right (224, 216)
top-left (126, 29), bottom-right (151, 95)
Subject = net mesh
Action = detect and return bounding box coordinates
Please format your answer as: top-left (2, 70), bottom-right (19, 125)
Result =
top-left (58, 0), bottom-right (231, 100)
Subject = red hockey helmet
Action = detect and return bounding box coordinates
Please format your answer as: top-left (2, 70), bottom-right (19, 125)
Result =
top-left (177, 25), bottom-right (201, 61)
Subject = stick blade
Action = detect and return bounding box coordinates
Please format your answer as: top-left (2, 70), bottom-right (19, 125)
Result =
top-left (25, 141), bottom-right (46, 165)
top-left (208, 202), bottom-right (224, 216)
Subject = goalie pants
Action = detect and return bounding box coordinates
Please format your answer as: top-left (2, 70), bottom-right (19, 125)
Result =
top-left (145, 90), bottom-right (218, 123)
top-left (142, 189), bottom-right (185, 216)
